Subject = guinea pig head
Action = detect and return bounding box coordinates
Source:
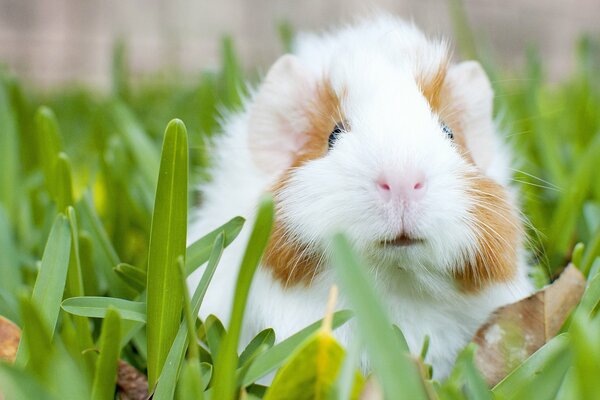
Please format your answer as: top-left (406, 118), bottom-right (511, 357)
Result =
top-left (247, 52), bottom-right (523, 292)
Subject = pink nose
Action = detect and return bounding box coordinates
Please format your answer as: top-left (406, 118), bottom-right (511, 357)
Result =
top-left (377, 170), bottom-right (426, 202)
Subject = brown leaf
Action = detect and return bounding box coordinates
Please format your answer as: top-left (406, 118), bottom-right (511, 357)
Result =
top-left (117, 359), bottom-right (149, 400)
top-left (0, 316), bottom-right (21, 364)
top-left (472, 264), bottom-right (585, 386)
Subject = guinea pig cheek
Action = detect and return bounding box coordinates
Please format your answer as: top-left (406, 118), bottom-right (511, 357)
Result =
top-left (261, 81), bottom-right (346, 287)
top-left (454, 174), bottom-right (523, 292)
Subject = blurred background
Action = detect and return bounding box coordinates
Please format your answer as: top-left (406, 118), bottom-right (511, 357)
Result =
top-left (1, 0), bottom-right (599, 89)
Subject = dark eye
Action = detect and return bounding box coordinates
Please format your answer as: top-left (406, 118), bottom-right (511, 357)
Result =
top-left (328, 122), bottom-right (345, 149)
top-left (441, 122), bottom-right (454, 140)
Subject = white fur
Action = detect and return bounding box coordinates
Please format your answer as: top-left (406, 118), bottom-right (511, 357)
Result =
top-left (188, 15), bottom-right (532, 379)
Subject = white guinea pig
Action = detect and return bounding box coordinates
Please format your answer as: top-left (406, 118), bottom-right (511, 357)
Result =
top-left (188, 14), bottom-right (533, 379)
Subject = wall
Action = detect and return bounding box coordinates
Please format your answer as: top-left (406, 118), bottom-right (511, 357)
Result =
top-left (1, 0), bottom-right (598, 88)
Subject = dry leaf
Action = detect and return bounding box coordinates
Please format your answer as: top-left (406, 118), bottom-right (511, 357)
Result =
top-left (0, 316), bottom-right (21, 364)
top-left (117, 359), bottom-right (149, 400)
top-left (472, 264), bottom-right (585, 386)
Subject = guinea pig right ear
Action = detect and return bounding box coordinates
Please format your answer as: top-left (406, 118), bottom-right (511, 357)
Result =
top-left (248, 55), bottom-right (315, 173)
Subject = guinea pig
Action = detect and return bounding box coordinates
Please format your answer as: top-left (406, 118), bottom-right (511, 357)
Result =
top-left (188, 14), bottom-right (533, 379)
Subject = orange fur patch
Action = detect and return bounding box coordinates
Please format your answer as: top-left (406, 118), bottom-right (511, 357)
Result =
top-left (454, 174), bottom-right (521, 292)
top-left (418, 59), bottom-right (449, 112)
top-left (263, 80), bottom-right (343, 287)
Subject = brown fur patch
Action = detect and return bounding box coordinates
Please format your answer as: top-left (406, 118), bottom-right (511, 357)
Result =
top-left (263, 80), bottom-right (343, 287)
top-left (418, 59), bottom-right (449, 112)
top-left (454, 174), bottom-right (521, 292)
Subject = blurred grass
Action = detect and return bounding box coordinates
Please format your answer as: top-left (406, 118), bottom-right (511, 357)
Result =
top-left (0, 12), bottom-right (599, 400)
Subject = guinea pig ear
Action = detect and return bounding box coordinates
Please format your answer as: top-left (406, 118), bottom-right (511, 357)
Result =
top-left (442, 61), bottom-right (509, 182)
top-left (248, 55), bottom-right (315, 173)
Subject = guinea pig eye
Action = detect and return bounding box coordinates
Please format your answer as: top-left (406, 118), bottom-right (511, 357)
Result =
top-left (328, 122), bottom-right (345, 150)
top-left (441, 122), bottom-right (454, 140)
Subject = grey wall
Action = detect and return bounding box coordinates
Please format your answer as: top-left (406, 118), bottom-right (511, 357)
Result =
top-left (1, 0), bottom-right (599, 88)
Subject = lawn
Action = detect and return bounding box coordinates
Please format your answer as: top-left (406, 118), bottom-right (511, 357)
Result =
top-left (0, 16), bottom-right (599, 400)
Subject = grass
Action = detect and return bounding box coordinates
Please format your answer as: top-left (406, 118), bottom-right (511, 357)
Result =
top-left (1, 13), bottom-right (600, 400)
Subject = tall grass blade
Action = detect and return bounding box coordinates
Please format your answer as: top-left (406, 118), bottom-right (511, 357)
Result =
top-left (153, 233), bottom-right (225, 400)
top-left (77, 193), bottom-right (136, 298)
top-left (91, 308), bottom-right (122, 400)
top-left (110, 102), bottom-right (160, 188)
top-left (16, 214), bottom-right (71, 364)
top-left (212, 195), bottom-right (274, 400)
top-left (54, 153), bottom-right (74, 212)
top-left (0, 76), bottom-right (19, 217)
top-left (493, 334), bottom-right (571, 398)
top-left (34, 106), bottom-right (62, 198)
top-left (331, 233), bottom-right (428, 400)
top-left (146, 119), bottom-right (189, 387)
top-left (114, 263), bottom-right (147, 292)
top-left (0, 205), bottom-right (21, 296)
top-left (185, 216), bottom-right (244, 275)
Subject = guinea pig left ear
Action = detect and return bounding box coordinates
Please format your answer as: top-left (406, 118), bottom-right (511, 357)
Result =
top-left (248, 55), bottom-right (315, 173)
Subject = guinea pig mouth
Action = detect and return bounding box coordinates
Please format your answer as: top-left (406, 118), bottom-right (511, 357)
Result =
top-left (380, 234), bottom-right (424, 247)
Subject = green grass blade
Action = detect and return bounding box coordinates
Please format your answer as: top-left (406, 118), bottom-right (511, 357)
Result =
top-left (277, 20), bottom-right (294, 53)
top-left (34, 106), bottom-right (62, 199)
top-left (493, 333), bottom-right (571, 398)
top-left (15, 214), bottom-right (71, 364)
top-left (176, 358), bottom-right (205, 400)
top-left (219, 36), bottom-right (245, 110)
top-left (17, 295), bottom-right (53, 373)
top-left (176, 254), bottom-right (205, 399)
top-left (153, 233), bottom-right (225, 400)
top-left (62, 296), bottom-right (146, 322)
top-left (581, 227), bottom-right (600, 276)
top-left (91, 308), bottom-right (122, 400)
top-left (65, 207), bottom-right (95, 373)
top-left (76, 193), bottom-right (136, 298)
top-left (185, 216), bottom-right (244, 275)
top-left (0, 205), bottom-right (21, 295)
top-left (212, 195), bottom-right (274, 400)
top-left (110, 101), bottom-right (160, 188)
top-left (114, 262), bottom-right (147, 292)
top-left (111, 40), bottom-right (130, 101)
top-left (577, 263), bottom-right (600, 318)
top-left (65, 207), bottom-right (85, 299)
top-left (78, 231), bottom-right (101, 296)
top-left (0, 76), bottom-right (19, 217)
top-left (146, 118), bottom-right (189, 387)
top-left (455, 344), bottom-right (493, 400)
top-left (204, 314), bottom-right (226, 360)
top-left (189, 233), bottom-right (225, 313)
top-left (569, 313), bottom-right (600, 399)
top-left (241, 310), bottom-right (354, 386)
top-left (0, 288), bottom-right (20, 323)
top-left (331, 233), bottom-right (428, 400)
top-left (548, 134), bottom-right (600, 261)
top-left (178, 256), bottom-right (200, 361)
top-left (0, 363), bottom-right (55, 400)
top-left (238, 328), bottom-right (276, 367)
top-left (54, 153), bottom-right (74, 212)
top-left (448, 0), bottom-right (479, 60)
